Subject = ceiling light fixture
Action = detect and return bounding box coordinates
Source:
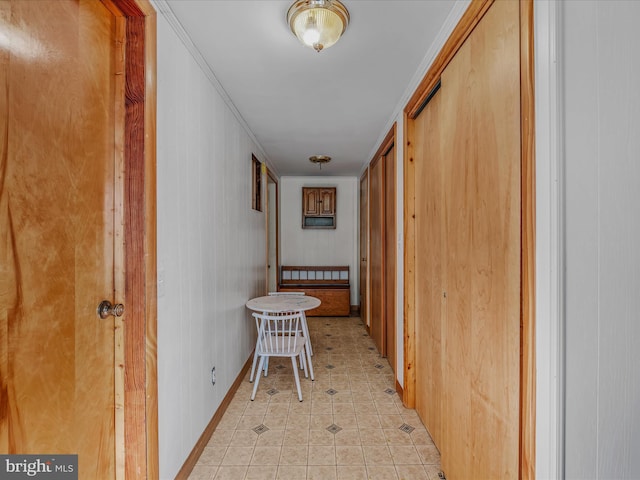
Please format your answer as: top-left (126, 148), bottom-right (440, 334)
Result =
top-left (287, 0), bottom-right (350, 53)
top-left (309, 155), bottom-right (331, 170)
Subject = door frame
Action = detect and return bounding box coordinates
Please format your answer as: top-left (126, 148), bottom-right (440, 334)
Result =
top-left (402, 0), bottom-right (535, 476)
top-left (265, 168), bottom-right (279, 292)
top-left (368, 125), bottom-right (396, 361)
top-left (359, 170), bottom-right (369, 327)
top-left (101, 0), bottom-right (158, 477)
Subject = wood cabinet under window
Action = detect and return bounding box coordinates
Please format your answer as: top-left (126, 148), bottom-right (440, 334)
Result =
top-left (302, 187), bottom-right (336, 228)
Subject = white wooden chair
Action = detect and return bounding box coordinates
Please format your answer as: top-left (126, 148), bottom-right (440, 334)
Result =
top-left (250, 311), bottom-right (314, 402)
top-left (268, 291), bottom-right (313, 356)
top-left (249, 292), bottom-right (314, 383)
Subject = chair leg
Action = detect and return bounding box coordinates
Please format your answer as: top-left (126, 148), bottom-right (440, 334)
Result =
top-left (301, 312), bottom-right (313, 356)
top-left (263, 357), bottom-right (269, 377)
top-left (300, 349), bottom-right (308, 379)
top-left (291, 357), bottom-right (303, 402)
top-left (251, 356), bottom-right (265, 401)
top-left (249, 348), bottom-right (259, 383)
top-left (305, 341), bottom-right (315, 381)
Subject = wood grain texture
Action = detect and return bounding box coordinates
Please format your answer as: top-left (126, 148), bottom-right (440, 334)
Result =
top-left (369, 155), bottom-right (385, 354)
top-left (407, 0), bottom-right (523, 477)
top-left (384, 139), bottom-right (397, 374)
top-left (440, 2), bottom-right (521, 477)
top-left (112, 13), bottom-right (127, 480)
top-left (140, 1), bottom-right (158, 477)
top-left (403, 0), bottom-right (495, 414)
top-left (519, 1), bottom-right (535, 478)
top-left (122, 13), bottom-right (150, 480)
top-left (402, 116), bottom-right (416, 409)
top-left (0, 1), bottom-right (118, 476)
top-left (277, 287), bottom-right (350, 317)
top-left (359, 171), bottom-right (368, 327)
top-left (368, 123), bottom-right (397, 366)
top-left (405, 0), bottom-right (494, 119)
top-left (413, 88), bottom-right (444, 448)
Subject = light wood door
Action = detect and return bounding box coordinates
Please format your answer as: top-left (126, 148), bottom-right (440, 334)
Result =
top-left (369, 157), bottom-right (384, 352)
top-left (414, 88), bottom-right (444, 447)
top-left (383, 144), bottom-right (396, 373)
top-left (0, 1), bottom-right (123, 476)
top-left (412, 1), bottom-right (521, 477)
top-left (359, 172), bottom-right (368, 326)
top-left (441, 4), bottom-right (520, 477)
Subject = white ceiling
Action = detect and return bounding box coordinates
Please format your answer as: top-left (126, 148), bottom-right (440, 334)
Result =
top-left (163, 0), bottom-right (459, 176)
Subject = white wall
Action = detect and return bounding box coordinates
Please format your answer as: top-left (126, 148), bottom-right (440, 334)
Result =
top-left (155, 9), bottom-right (266, 479)
top-left (280, 176), bottom-right (359, 305)
top-left (562, 1), bottom-right (640, 478)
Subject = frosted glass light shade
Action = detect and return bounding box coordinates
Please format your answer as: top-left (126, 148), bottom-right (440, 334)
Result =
top-left (287, 0), bottom-right (349, 52)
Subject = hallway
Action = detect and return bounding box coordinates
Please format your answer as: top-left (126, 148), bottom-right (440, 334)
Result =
top-left (187, 316), bottom-right (442, 480)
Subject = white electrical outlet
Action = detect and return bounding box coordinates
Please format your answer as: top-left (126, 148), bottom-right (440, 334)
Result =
top-left (211, 366), bottom-right (216, 386)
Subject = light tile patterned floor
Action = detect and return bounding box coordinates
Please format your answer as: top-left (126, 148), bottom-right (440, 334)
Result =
top-left (189, 316), bottom-right (442, 480)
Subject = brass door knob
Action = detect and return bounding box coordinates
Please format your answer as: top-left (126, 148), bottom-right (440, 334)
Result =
top-left (98, 300), bottom-right (124, 319)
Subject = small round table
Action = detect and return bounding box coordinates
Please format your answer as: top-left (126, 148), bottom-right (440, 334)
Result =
top-left (245, 295), bottom-right (321, 383)
top-left (245, 295), bottom-right (321, 313)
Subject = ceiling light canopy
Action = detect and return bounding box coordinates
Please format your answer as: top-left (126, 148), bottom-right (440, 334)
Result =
top-left (309, 155), bottom-right (331, 170)
top-left (287, 0), bottom-right (350, 52)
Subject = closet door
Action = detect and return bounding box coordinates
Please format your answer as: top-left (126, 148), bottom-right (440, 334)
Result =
top-left (411, 0), bottom-right (521, 477)
top-left (440, 1), bottom-right (521, 477)
top-left (383, 144), bottom-right (396, 373)
top-left (369, 156), bottom-right (384, 353)
top-left (414, 88), bottom-right (445, 447)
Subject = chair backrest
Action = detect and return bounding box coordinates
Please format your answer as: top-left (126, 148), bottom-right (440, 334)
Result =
top-left (253, 311), bottom-right (305, 355)
top-left (268, 291), bottom-right (305, 296)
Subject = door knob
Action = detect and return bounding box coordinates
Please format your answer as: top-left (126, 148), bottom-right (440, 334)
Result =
top-left (98, 300), bottom-right (124, 319)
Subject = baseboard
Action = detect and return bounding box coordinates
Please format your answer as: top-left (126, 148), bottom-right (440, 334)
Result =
top-left (175, 351), bottom-right (254, 479)
top-left (350, 305), bottom-right (360, 317)
top-left (396, 379), bottom-right (404, 397)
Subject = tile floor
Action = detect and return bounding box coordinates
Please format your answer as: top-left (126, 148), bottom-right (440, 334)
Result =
top-left (188, 316), bottom-right (442, 480)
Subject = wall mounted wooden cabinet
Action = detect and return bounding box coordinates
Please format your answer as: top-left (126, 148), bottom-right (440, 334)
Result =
top-left (302, 187), bottom-right (336, 228)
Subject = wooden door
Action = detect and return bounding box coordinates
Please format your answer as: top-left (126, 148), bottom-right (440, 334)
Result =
top-left (441, 4), bottom-right (520, 477)
top-left (359, 172), bottom-right (368, 326)
top-left (383, 143), bottom-right (396, 373)
top-left (0, 1), bottom-right (129, 477)
top-left (369, 157), bottom-right (384, 352)
top-left (413, 88), bottom-right (445, 448)
top-left (410, 1), bottom-right (521, 477)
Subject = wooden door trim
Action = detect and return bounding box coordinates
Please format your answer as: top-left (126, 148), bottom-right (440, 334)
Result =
top-left (265, 168), bottom-right (279, 292)
top-left (368, 125), bottom-right (396, 362)
top-left (402, 0), bottom-right (535, 477)
top-left (520, 0), bottom-right (536, 476)
top-left (103, 0), bottom-right (158, 478)
top-left (405, 0), bottom-right (494, 119)
top-left (373, 124), bottom-right (396, 161)
top-left (359, 169), bottom-right (369, 330)
top-left (369, 153), bottom-right (385, 350)
top-left (385, 141), bottom-right (397, 375)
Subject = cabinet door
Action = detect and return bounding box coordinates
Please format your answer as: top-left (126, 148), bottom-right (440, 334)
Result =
top-left (303, 188), bottom-right (320, 215)
top-left (319, 188), bottom-right (335, 215)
